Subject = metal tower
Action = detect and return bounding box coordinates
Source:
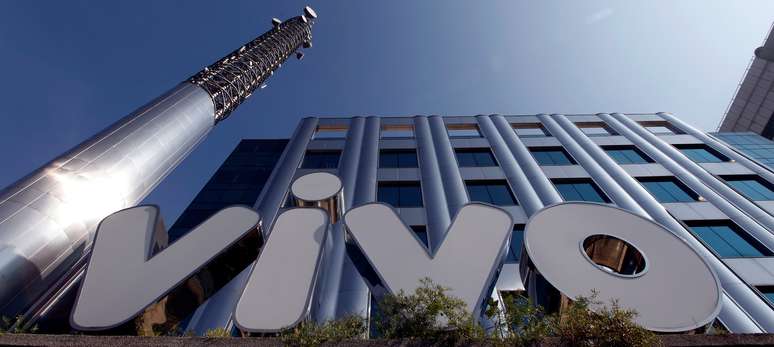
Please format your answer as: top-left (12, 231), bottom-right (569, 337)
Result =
top-left (0, 6), bottom-right (317, 322)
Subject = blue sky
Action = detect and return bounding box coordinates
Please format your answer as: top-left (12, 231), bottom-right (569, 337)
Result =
top-left (1, 1), bottom-right (773, 224)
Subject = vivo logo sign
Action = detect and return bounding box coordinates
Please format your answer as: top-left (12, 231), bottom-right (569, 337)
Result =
top-left (71, 172), bottom-right (721, 333)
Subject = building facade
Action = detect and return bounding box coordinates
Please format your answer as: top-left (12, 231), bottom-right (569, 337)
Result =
top-left (152, 113), bottom-right (774, 335)
top-left (712, 132), bottom-right (774, 170)
top-left (23, 113), bottom-right (774, 336)
top-left (718, 23), bottom-right (774, 138)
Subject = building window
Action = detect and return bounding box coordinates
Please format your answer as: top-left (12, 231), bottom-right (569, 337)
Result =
top-left (380, 149), bottom-right (418, 168)
top-left (378, 181), bottom-right (423, 207)
top-left (576, 122), bottom-right (616, 137)
top-left (301, 150), bottom-right (341, 169)
top-left (638, 177), bottom-right (698, 203)
top-left (466, 180), bottom-right (518, 206)
top-left (758, 286), bottom-right (774, 306)
top-left (603, 146), bottom-right (652, 164)
top-left (687, 221), bottom-right (772, 258)
top-left (455, 148), bottom-right (497, 167)
top-left (722, 176), bottom-right (774, 201)
top-left (530, 147), bottom-right (576, 166)
top-left (381, 125), bottom-right (414, 139)
top-left (314, 126), bottom-right (347, 139)
top-left (513, 123), bottom-right (550, 138)
top-left (553, 179), bottom-right (610, 203)
top-left (447, 124), bottom-right (482, 138)
top-left (410, 225), bottom-right (429, 247)
top-left (676, 145), bottom-right (728, 163)
top-left (505, 225), bottom-right (525, 262)
top-left (639, 121), bottom-right (681, 135)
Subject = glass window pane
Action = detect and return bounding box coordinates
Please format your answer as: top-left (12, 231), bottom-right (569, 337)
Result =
top-left (467, 184), bottom-right (490, 203)
top-left (448, 127), bottom-right (481, 138)
top-left (301, 151), bottom-right (340, 169)
top-left (679, 146), bottom-right (725, 163)
top-left (531, 148), bottom-right (573, 166)
top-left (398, 151), bottom-right (418, 168)
top-left (574, 183), bottom-right (607, 203)
top-left (456, 149), bottom-right (497, 167)
top-left (382, 127), bottom-right (414, 138)
top-left (410, 225), bottom-right (429, 247)
top-left (487, 184), bottom-right (517, 205)
top-left (377, 186), bottom-right (399, 206)
top-left (725, 178), bottom-right (774, 201)
top-left (555, 180), bottom-right (608, 202)
top-left (399, 184), bottom-right (423, 207)
top-left (513, 124), bottom-right (549, 137)
top-left (507, 225), bottom-right (525, 262)
top-left (640, 179), bottom-right (695, 203)
top-left (379, 152), bottom-right (398, 168)
top-left (474, 151), bottom-right (497, 166)
top-left (556, 183), bottom-right (583, 201)
top-left (689, 223), bottom-right (771, 258)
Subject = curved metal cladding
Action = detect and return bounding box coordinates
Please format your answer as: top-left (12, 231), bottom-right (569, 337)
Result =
top-left (414, 117), bottom-right (451, 251)
top-left (491, 115), bottom-right (562, 207)
top-left (658, 113), bottom-right (774, 182)
top-left (476, 115), bottom-right (546, 215)
top-left (608, 113), bottom-right (774, 237)
top-left (557, 114), bottom-right (765, 332)
top-left (181, 117), bottom-right (319, 332)
top-left (599, 113), bottom-right (774, 332)
top-left (428, 116), bottom-right (469, 217)
top-left (0, 83), bottom-right (214, 318)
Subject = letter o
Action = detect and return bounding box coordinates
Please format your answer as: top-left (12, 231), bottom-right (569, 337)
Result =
top-left (521, 202), bottom-right (721, 332)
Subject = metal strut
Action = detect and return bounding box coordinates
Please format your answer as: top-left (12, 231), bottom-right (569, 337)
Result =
top-left (189, 10), bottom-right (315, 122)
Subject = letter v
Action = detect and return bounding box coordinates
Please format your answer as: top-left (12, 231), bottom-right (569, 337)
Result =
top-left (71, 205), bottom-right (260, 330)
top-left (344, 202), bottom-right (513, 320)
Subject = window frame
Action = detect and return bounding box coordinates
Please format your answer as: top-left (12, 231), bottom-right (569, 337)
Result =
top-left (381, 125), bottom-right (415, 139)
top-left (552, 178), bottom-right (611, 203)
top-left (300, 150), bottom-right (342, 169)
top-left (379, 149), bottom-right (419, 169)
top-left (465, 180), bottom-right (519, 206)
top-left (637, 177), bottom-right (699, 203)
top-left (512, 123), bottom-right (550, 138)
top-left (446, 124), bottom-right (482, 138)
top-left (685, 220), bottom-right (773, 258)
top-left (377, 181), bottom-right (424, 207)
top-left (529, 147), bottom-right (577, 166)
top-left (455, 148), bottom-right (498, 167)
top-left (314, 125), bottom-right (348, 139)
top-left (575, 122), bottom-right (617, 137)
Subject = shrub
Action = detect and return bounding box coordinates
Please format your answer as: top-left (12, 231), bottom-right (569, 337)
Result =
top-left (373, 278), bottom-right (485, 344)
top-left (487, 292), bottom-right (554, 346)
top-left (554, 291), bottom-right (659, 347)
top-left (204, 327), bottom-right (232, 337)
top-left (0, 316), bottom-right (38, 335)
top-left (281, 315), bottom-right (366, 346)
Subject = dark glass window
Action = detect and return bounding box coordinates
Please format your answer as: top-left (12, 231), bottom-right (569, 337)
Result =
top-left (576, 122), bottom-right (616, 137)
top-left (687, 221), bottom-right (772, 258)
top-left (723, 176), bottom-right (774, 201)
top-left (638, 177), bottom-right (698, 203)
top-left (553, 179), bottom-right (610, 203)
top-left (455, 148), bottom-right (497, 167)
top-left (380, 149), bottom-right (418, 168)
top-left (410, 225), bottom-right (429, 247)
top-left (301, 150), bottom-right (341, 169)
top-left (676, 145), bottom-right (728, 163)
top-left (447, 124), bottom-right (482, 138)
top-left (759, 286), bottom-right (774, 306)
top-left (466, 180), bottom-right (518, 206)
top-left (378, 182), bottom-right (423, 207)
top-left (604, 146), bottom-right (652, 164)
top-left (513, 123), bottom-right (550, 138)
top-left (505, 225), bottom-right (525, 262)
top-left (530, 147), bottom-right (576, 165)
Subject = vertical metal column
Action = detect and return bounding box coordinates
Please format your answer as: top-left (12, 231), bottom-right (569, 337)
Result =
top-left (491, 115), bottom-right (562, 207)
top-left (414, 116), bottom-right (451, 251)
top-left (558, 113), bottom-right (765, 333)
top-left (600, 113), bottom-right (774, 332)
top-left (428, 116), bottom-right (469, 218)
top-left (539, 114), bottom-right (648, 216)
top-left (658, 112), bottom-right (774, 182)
top-left (609, 113), bottom-right (774, 235)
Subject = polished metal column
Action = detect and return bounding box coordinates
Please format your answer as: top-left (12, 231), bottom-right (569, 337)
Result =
top-left (415, 116), bottom-right (451, 251)
top-left (476, 115), bottom-right (545, 215)
top-left (353, 117), bottom-right (381, 207)
top-left (0, 7), bottom-right (317, 323)
top-left (491, 115), bottom-right (562, 207)
top-left (539, 114), bottom-right (648, 216)
top-left (559, 113), bottom-right (765, 332)
top-left (600, 113), bottom-right (774, 332)
top-left (658, 112), bottom-right (774, 183)
top-left (609, 113), bottom-right (774, 236)
top-left (428, 116), bottom-right (469, 217)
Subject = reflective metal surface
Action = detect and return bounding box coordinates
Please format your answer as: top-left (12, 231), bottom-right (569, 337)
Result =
top-left (0, 83), bottom-right (214, 319)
